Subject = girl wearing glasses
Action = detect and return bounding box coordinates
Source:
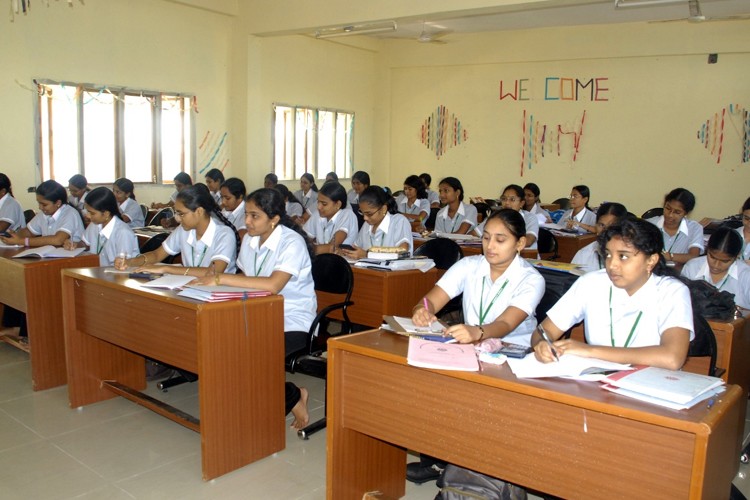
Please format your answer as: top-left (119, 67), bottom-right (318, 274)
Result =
top-left (572, 202), bottom-right (628, 273)
top-left (560, 185), bottom-right (596, 233)
top-left (474, 184), bottom-right (538, 250)
top-left (737, 197), bottom-right (750, 261)
top-left (434, 177), bottom-right (478, 235)
top-left (646, 187), bottom-right (703, 266)
top-left (303, 181), bottom-right (358, 254)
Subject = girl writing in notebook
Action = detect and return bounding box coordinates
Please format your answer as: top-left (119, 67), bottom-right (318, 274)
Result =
top-left (397, 175), bottom-right (430, 232)
top-left (113, 178), bottom-right (145, 229)
top-left (192, 187), bottom-right (314, 431)
top-left (433, 176), bottom-right (478, 235)
top-left (532, 217), bottom-right (693, 370)
top-left (646, 187), bottom-right (703, 267)
top-left (1, 180), bottom-right (84, 247)
top-left (64, 187), bottom-right (139, 266)
top-left (0, 173), bottom-right (26, 233)
top-left (560, 185), bottom-right (596, 233)
top-left (303, 181), bottom-right (358, 254)
top-left (571, 202), bottom-right (628, 273)
top-left (220, 177), bottom-right (247, 239)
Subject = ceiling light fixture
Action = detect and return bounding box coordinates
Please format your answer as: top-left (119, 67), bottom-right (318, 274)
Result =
top-left (314, 21), bottom-right (397, 39)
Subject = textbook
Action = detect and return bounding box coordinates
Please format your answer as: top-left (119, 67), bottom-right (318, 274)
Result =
top-left (140, 274), bottom-right (195, 290)
top-left (527, 259), bottom-right (584, 276)
top-left (601, 366), bottom-right (725, 407)
top-left (407, 336), bottom-right (479, 371)
top-left (506, 353), bottom-right (631, 379)
top-left (383, 315), bottom-right (452, 342)
top-left (12, 245), bottom-right (85, 259)
top-left (178, 285), bottom-right (271, 302)
top-left (367, 246), bottom-right (410, 260)
top-left (431, 232), bottom-right (481, 242)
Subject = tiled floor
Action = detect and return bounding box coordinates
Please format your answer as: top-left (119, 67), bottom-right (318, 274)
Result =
top-left (0, 341), bottom-right (748, 499)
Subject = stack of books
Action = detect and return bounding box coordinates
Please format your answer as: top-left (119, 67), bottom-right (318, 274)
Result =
top-left (367, 246), bottom-right (410, 260)
top-left (177, 285), bottom-right (271, 302)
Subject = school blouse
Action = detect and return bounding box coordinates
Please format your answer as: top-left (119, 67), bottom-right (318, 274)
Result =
top-left (0, 192), bottom-right (26, 231)
top-left (436, 254), bottom-right (545, 346)
top-left (735, 227), bottom-right (750, 260)
top-left (293, 189), bottom-right (318, 214)
top-left (223, 203), bottom-right (247, 233)
top-left (425, 188), bottom-right (440, 206)
top-left (347, 188), bottom-right (359, 205)
top-left (547, 270), bottom-right (694, 348)
top-left (571, 241), bottom-right (602, 273)
top-left (237, 225), bottom-right (316, 332)
top-left (210, 190), bottom-right (221, 206)
top-left (434, 202), bottom-right (478, 234)
top-left (27, 204), bottom-right (84, 242)
top-left (169, 190), bottom-right (179, 203)
top-left (119, 197), bottom-right (145, 228)
top-left (560, 207), bottom-right (596, 230)
top-left (397, 197), bottom-right (429, 220)
top-left (82, 216), bottom-right (139, 266)
top-left (355, 211), bottom-right (413, 253)
top-left (286, 201), bottom-right (304, 219)
top-left (528, 202), bottom-right (551, 224)
top-left (304, 207), bottom-right (359, 246)
top-left (647, 215), bottom-right (704, 255)
top-left (472, 210), bottom-right (538, 250)
top-left (681, 257), bottom-right (750, 309)
top-left (162, 218), bottom-right (237, 273)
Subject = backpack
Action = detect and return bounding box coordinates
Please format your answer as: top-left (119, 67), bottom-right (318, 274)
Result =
top-left (678, 277), bottom-right (737, 321)
top-left (436, 464), bottom-right (527, 500)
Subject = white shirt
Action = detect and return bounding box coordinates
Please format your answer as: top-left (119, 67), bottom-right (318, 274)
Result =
top-left (223, 203), bottom-right (247, 233)
top-left (162, 218), bottom-right (237, 273)
top-left (211, 190), bottom-right (221, 206)
top-left (169, 190), bottom-right (179, 203)
top-left (237, 225), bottom-right (316, 333)
top-left (547, 270), bottom-right (694, 347)
top-left (424, 188), bottom-right (440, 207)
top-left (472, 210), bottom-right (538, 250)
top-left (83, 216), bottom-right (139, 266)
top-left (347, 188), bottom-right (359, 205)
top-left (434, 202), bottom-right (478, 234)
top-left (355, 211), bottom-right (413, 253)
top-left (293, 189), bottom-right (318, 214)
top-left (647, 216), bottom-right (704, 254)
top-left (571, 241), bottom-right (603, 273)
top-left (0, 193), bottom-right (26, 231)
top-left (27, 204), bottom-right (84, 242)
top-left (735, 226), bottom-right (750, 261)
top-left (286, 201), bottom-right (304, 219)
top-left (304, 208), bottom-right (359, 246)
top-left (397, 198), bottom-right (429, 220)
top-left (528, 202), bottom-right (551, 224)
top-left (119, 197), bottom-right (145, 229)
top-left (436, 254), bottom-right (545, 346)
top-left (560, 207), bottom-right (596, 231)
top-left (681, 256), bottom-right (750, 309)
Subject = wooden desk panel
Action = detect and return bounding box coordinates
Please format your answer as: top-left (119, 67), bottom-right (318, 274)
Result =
top-left (554, 233), bottom-right (596, 262)
top-left (327, 330), bottom-right (744, 500)
top-left (708, 317), bottom-right (750, 395)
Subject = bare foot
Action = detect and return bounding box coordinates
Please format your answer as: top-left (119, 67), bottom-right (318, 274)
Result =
top-left (290, 387), bottom-right (309, 431)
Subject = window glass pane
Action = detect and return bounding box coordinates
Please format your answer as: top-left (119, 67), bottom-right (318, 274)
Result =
top-left (82, 89), bottom-right (116, 184)
top-left (161, 96), bottom-right (186, 183)
top-left (43, 84), bottom-right (79, 183)
top-left (317, 110), bottom-right (334, 179)
top-left (335, 113), bottom-right (353, 178)
top-left (124, 94), bottom-right (153, 183)
top-left (295, 108), bottom-right (314, 179)
top-left (274, 105), bottom-right (294, 180)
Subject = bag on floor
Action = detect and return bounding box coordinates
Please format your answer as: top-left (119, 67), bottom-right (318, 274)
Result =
top-left (436, 464), bottom-right (527, 500)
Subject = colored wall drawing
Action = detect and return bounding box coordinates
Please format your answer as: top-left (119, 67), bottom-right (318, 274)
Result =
top-left (696, 105), bottom-right (750, 164)
top-left (519, 110), bottom-right (587, 176)
top-left (198, 131), bottom-right (229, 174)
top-left (420, 106), bottom-right (468, 159)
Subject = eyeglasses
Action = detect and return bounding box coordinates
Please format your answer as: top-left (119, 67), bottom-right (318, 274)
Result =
top-left (569, 194), bottom-right (582, 199)
top-left (358, 208), bottom-right (382, 218)
top-left (173, 210), bottom-right (190, 219)
top-left (743, 215), bottom-right (750, 222)
top-left (499, 197), bottom-right (520, 203)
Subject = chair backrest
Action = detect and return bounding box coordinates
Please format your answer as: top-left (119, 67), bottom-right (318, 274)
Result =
top-left (312, 253), bottom-right (354, 297)
top-left (413, 237), bottom-right (464, 270)
top-left (424, 207), bottom-right (440, 231)
top-left (641, 207), bottom-right (664, 219)
top-left (148, 207), bottom-right (173, 226)
top-left (140, 203), bottom-right (149, 219)
top-left (471, 202), bottom-right (491, 223)
top-left (23, 209), bottom-right (36, 224)
top-left (537, 228), bottom-right (558, 260)
top-left (534, 267), bottom-right (579, 324)
top-left (551, 197), bottom-right (571, 210)
top-left (687, 313), bottom-right (718, 377)
top-left (138, 232), bottom-right (176, 264)
top-left (350, 203), bottom-right (365, 229)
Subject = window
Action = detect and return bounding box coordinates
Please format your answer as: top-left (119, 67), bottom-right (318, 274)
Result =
top-left (37, 81), bottom-right (193, 185)
top-left (273, 104), bottom-right (353, 181)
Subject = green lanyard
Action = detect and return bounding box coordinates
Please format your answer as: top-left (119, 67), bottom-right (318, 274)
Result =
top-left (478, 278), bottom-right (509, 326)
top-left (254, 250), bottom-right (270, 277)
top-left (661, 229), bottom-right (680, 253)
top-left (370, 230), bottom-right (385, 247)
top-left (95, 234), bottom-right (106, 255)
top-left (609, 286), bottom-right (642, 348)
top-left (451, 213), bottom-right (464, 233)
top-left (191, 245), bottom-right (207, 267)
top-left (714, 274), bottom-right (729, 290)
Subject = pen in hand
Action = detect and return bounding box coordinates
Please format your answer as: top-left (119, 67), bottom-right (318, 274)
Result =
top-left (537, 324), bottom-right (560, 362)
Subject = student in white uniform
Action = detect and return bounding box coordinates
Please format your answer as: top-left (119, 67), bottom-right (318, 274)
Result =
top-left (303, 181), bottom-right (358, 254)
top-left (533, 217), bottom-right (693, 370)
top-left (204, 168), bottom-right (225, 206)
top-left (117, 184), bottom-right (240, 276)
top-left (275, 184), bottom-right (303, 223)
top-left (263, 173), bottom-right (278, 189)
top-left (475, 184), bottom-right (538, 250)
top-left (646, 187), bottom-right (703, 267)
top-left (220, 177), bottom-right (247, 239)
top-left (192, 187), bottom-right (315, 431)
top-left (397, 175), bottom-right (430, 231)
top-left (523, 182), bottom-right (551, 224)
top-left (0, 173), bottom-right (26, 233)
top-left (572, 202), bottom-right (628, 273)
top-left (68, 174), bottom-right (90, 215)
top-left (681, 227), bottom-right (750, 310)
top-left (1, 180), bottom-right (83, 247)
top-left (560, 185), bottom-right (596, 233)
top-left (64, 187), bottom-right (139, 266)
top-left (736, 197), bottom-right (750, 261)
top-left (347, 170), bottom-right (370, 206)
top-left (340, 185), bottom-right (413, 259)
top-left (293, 173), bottom-right (319, 225)
top-left (152, 172), bottom-right (192, 209)
top-left (113, 178), bottom-right (145, 228)
top-left (419, 172), bottom-right (441, 209)
top-left (434, 177), bottom-right (478, 235)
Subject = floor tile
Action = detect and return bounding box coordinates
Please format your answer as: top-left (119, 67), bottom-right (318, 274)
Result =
top-left (0, 409), bottom-right (43, 452)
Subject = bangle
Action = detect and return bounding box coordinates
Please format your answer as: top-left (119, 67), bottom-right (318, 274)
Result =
top-left (184, 267), bottom-right (190, 276)
top-left (669, 252), bottom-right (674, 261)
top-left (215, 273), bottom-right (221, 285)
top-left (140, 254), bottom-right (147, 265)
top-left (24, 237), bottom-right (29, 247)
top-left (477, 325), bottom-right (485, 341)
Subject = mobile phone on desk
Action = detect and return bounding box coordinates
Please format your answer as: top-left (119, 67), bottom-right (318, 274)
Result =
top-left (496, 341), bottom-right (533, 359)
top-left (0, 231), bottom-right (10, 238)
top-left (339, 244), bottom-right (355, 251)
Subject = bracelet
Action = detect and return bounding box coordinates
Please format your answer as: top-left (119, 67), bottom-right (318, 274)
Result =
top-left (184, 267), bottom-right (190, 276)
top-left (477, 325), bottom-right (485, 341)
top-left (140, 254), bottom-right (148, 265)
top-left (214, 273), bottom-right (221, 285)
top-left (24, 237), bottom-right (29, 247)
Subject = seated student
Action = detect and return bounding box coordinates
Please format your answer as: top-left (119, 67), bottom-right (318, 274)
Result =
top-left (475, 184), bottom-right (538, 250)
top-left (68, 174), bottom-right (91, 215)
top-left (113, 177), bottom-right (145, 229)
top-left (276, 184), bottom-right (304, 223)
top-left (737, 197), bottom-right (750, 261)
top-left (64, 187), bottom-right (138, 266)
top-left (117, 184), bottom-right (239, 276)
top-left (572, 202), bottom-right (628, 273)
top-left (681, 227), bottom-right (750, 310)
top-left (0, 173), bottom-right (26, 233)
top-left (152, 172), bottom-right (192, 209)
top-left (434, 177), bottom-right (478, 235)
top-left (396, 175), bottom-right (430, 232)
top-left (263, 173), bottom-right (278, 189)
top-left (347, 170), bottom-right (370, 206)
top-left (220, 177), bottom-right (247, 239)
top-left (407, 208), bottom-right (545, 485)
top-left (560, 185), bottom-right (596, 233)
top-left (293, 173), bottom-right (319, 224)
top-left (339, 185), bottom-right (413, 260)
top-left (533, 217), bottom-right (693, 371)
top-left (204, 168), bottom-right (225, 206)
top-left (192, 187), bottom-right (313, 430)
top-left (523, 182), bottom-right (551, 224)
top-left (1, 179), bottom-right (83, 247)
top-left (646, 187), bottom-right (703, 267)
top-left (303, 181), bottom-right (358, 254)
top-left (419, 172), bottom-right (441, 209)
top-left (324, 171), bottom-right (338, 184)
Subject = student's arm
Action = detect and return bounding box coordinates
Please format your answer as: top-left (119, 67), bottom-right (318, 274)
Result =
top-left (667, 247), bottom-right (701, 265)
top-left (455, 221), bottom-right (473, 234)
top-left (5, 230), bottom-right (71, 247)
top-left (0, 227), bottom-right (31, 244)
top-left (0, 221), bottom-right (10, 233)
top-left (315, 229), bottom-right (347, 255)
top-left (194, 269), bottom-right (292, 293)
top-left (63, 238), bottom-right (87, 250)
top-left (121, 213), bottom-right (132, 223)
top-left (412, 286), bottom-right (451, 326)
top-left (118, 247), bottom-right (170, 270)
top-left (525, 233), bottom-right (537, 247)
top-left (445, 306), bottom-right (529, 344)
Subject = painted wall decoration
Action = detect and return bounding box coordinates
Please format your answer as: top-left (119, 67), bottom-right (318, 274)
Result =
top-left (519, 110), bottom-right (587, 176)
top-left (419, 105), bottom-right (468, 159)
top-left (696, 104), bottom-right (750, 164)
top-left (198, 131), bottom-right (229, 174)
top-left (499, 78), bottom-right (609, 102)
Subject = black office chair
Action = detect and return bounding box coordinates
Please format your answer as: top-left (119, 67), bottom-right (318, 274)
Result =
top-left (138, 232), bottom-right (177, 264)
top-left (350, 203), bottom-right (365, 229)
top-left (472, 202), bottom-right (491, 223)
top-left (537, 228), bottom-right (559, 261)
top-left (286, 253), bottom-right (355, 439)
top-left (148, 207), bottom-right (173, 227)
top-left (534, 267), bottom-right (579, 339)
top-left (23, 209), bottom-right (36, 224)
top-left (414, 237), bottom-right (464, 322)
top-left (551, 197), bottom-right (571, 210)
top-left (424, 207), bottom-right (439, 231)
top-left (139, 203), bottom-right (149, 221)
top-left (687, 313), bottom-right (718, 377)
top-left (641, 207), bottom-right (664, 219)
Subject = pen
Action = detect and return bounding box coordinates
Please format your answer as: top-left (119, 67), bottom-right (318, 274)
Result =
top-left (423, 297), bottom-right (429, 312)
top-left (537, 324), bottom-right (560, 362)
top-left (706, 398), bottom-right (715, 410)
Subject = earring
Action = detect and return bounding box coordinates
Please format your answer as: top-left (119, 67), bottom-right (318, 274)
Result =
top-left (271, 222), bottom-right (275, 230)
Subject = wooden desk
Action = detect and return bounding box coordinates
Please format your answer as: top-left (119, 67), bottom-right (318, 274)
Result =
top-left (61, 268), bottom-right (285, 480)
top-left (316, 267), bottom-right (437, 328)
top-left (553, 232), bottom-right (596, 262)
top-left (327, 330), bottom-right (744, 499)
top-left (0, 248), bottom-right (99, 390)
top-left (708, 316), bottom-right (750, 395)
top-left (540, 203), bottom-right (560, 211)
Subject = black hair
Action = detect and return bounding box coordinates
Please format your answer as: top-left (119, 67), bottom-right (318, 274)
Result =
top-left (742, 197), bottom-right (750, 213)
top-left (325, 171), bottom-right (339, 182)
top-left (599, 216), bottom-right (670, 276)
top-left (596, 202), bottom-right (628, 222)
top-left (205, 168), bottom-right (225, 184)
top-left (174, 172), bottom-right (193, 186)
top-left (177, 183), bottom-right (241, 256)
top-left (351, 171), bottom-right (370, 186)
top-left (502, 184), bottom-right (525, 201)
top-left (114, 178), bottom-right (136, 200)
top-left (483, 208), bottom-right (526, 241)
top-left (663, 187), bottom-right (696, 213)
top-left (85, 187), bottom-right (122, 220)
top-left (264, 173), bottom-right (278, 186)
top-left (359, 185), bottom-right (398, 214)
top-left (0, 173), bottom-right (13, 197)
top-left (68, 174), bottom-right (89, 190)
top-left (37, 180), bottom-right (68, 204)
top-left (707, 227), bottom-right (743, 258)
top-left (274, 184), bottom-right (303, 207)
top-left (318, 181), bottom-right (348, 209)
top-left (419, 173), bottom-right (432, 187)
top-left (439, 177), bottom-right (465, 202)
top-left (246, 188), bottom-right (314, 259)
top-left (523, 182), bottom-right (541, 198)
top-left (404, 175), bottom-right (427, 200)
top-left (572, 185), bottom-right (590, 208)
top-left (220, 177), bottom-right (246, 200)
top-left (300, 173), bottom-right (318, 192)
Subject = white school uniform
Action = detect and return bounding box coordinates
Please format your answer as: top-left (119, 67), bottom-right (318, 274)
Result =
top-left (397, 198), bottom-right (429, 221)
top-left (210, 190), bottom-right (222, 206)
top-left (0, 193), bottom-right (26, 231)
top-left (473, 210), bottom-right (538, 250)
top-left (647, 215), bottom-right (704, 255)
top-left (436, 254), bottom-right (545, 346)
top-left (734, 227), bottom-right (750, 261)
top-left (681, 257), bottom-right (750, 310)
top-left (304, 208), bottom-right (359, 246)
top-left (162, 218), bottom-right (237, 273)
top-left (119, 197), bottom-right (145, 228)
top-left (293, 189), bottom-right (318, 214)
top-left (528, 202), bottom-right (551, 224)
top-left (434, 202), bottom-right (478, 234)
top-left (237, 225), bottom-right (316, 333)
top-left (560, 207), bottom-right (596, 232)
top-left (286, 201), bottom-right (304, 220)
top-left (27, 204), bottom-right (84, 242)
top-left (355, 212), bottom-right (413, 253)
top-left (347, 188), bottom-right (359, 205)
top-left (547, 270), bottom-right (694, 347)
top-left (222, 203), bottom-right (247, 233)
top-left (169, 190), bottom-right (179, 203)
top-left (571, 241), bottom-right (603, 273)
top-left (82, 216), bottom-right (139, 266)
top-left (425, 188), bottom-right (440, 207)
top-left (70, 191), bottom-right (89, 214)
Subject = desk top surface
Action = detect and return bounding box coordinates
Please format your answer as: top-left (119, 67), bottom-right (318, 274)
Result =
top-left (0, 247), bottom-right (98, 267)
